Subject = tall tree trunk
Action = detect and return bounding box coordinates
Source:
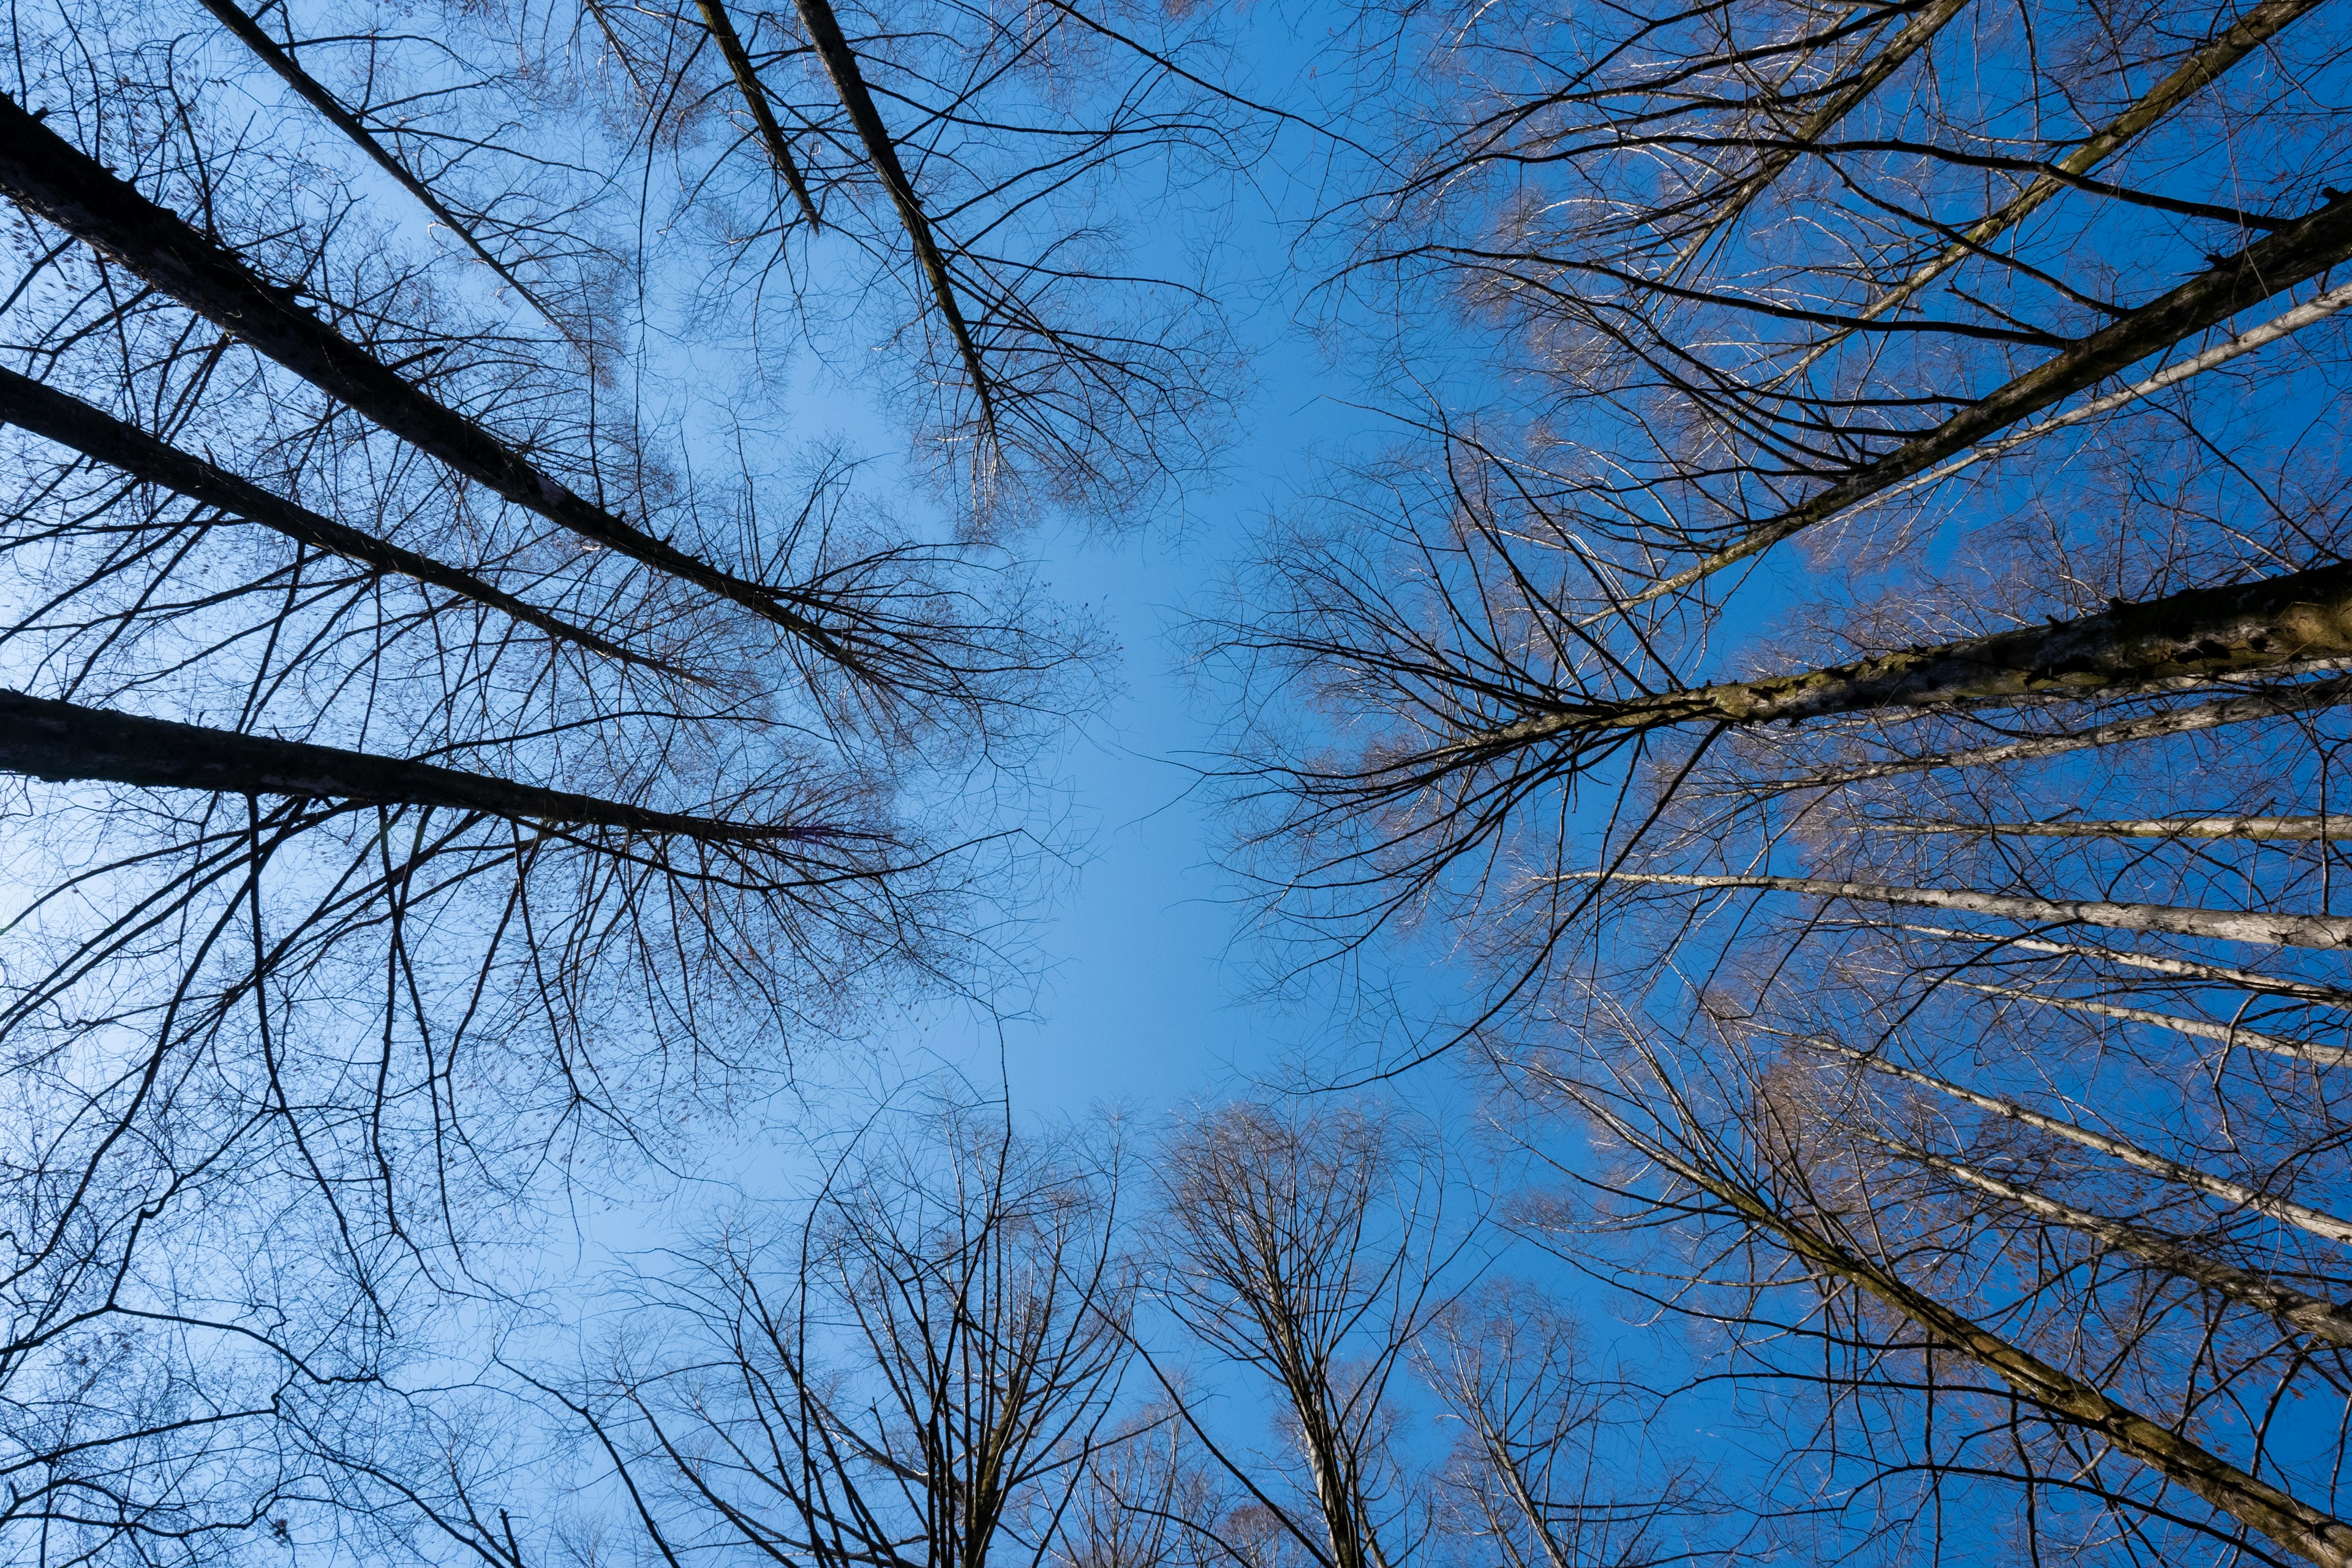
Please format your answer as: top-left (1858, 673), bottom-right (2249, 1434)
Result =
top-left (1945, 978), bottom-right (2352, 1066)
top-left (0, 94), bottom-right (863, 666)
top-left (694, 0), bottom-right (824, 229)
top-left (1784, 674), bottom-right (2352, 788)
top-left (1858, 1129), bottom-right (2352, 1348)
top-left (0, 365), bottom-right (671, 674)
top-left (0, 688), bottom-right (833, 843)
top-left (1806, 1037), bottom-right (2352, 1244)
top-left (191, 0), bottom-right (568, 334)
top-left (1891, 813), bottom-right (2352, 840)
top-left (1549, 1072), bottom-right (2352, 1568)
top-left (1622, 189), bottom-right (2352, 606)
top-left (1773, 0), bottom-right (2331, 379)
top-left (1834, 920), bottom-right (2352, 1009)
top-left (1562, 869), bottom-right (2352, 949)
top-left (1473, 559), bottom-right (2352, 755)
top-left (790, 0), bottom-right (997, 435)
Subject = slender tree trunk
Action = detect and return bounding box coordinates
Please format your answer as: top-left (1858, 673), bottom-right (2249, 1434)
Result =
top-left (1944, 978), bottom-right (2352, 1066)
top-left (1784, 674), bottom-right (2352, 788)
top-left (1806, 1037), bottom-right (2352, 1245)
top-left (1833, 920), bottom-right (2352, 1009)
top-left (1773, 0), bottom-right (2330, 380)
top-left (1551, 1076), bottom-right (2352, 1568)
top-left (1674, 0), bottom-right (1973, 266)
top-left (0, 365), bottom-right (673, 674)
top-left (192, 0), bottom-right (568, 334)
top-left (1859, 1130), bottom-right (2352, 1348)
top-left (0, 93), bottom-right (859, 663)
top-left (1559, 869), bottom-right (2352, 949)
top-left (789, 0), bottom-right (997, 434)
top-left (1622, 189), bottom-right (2352, 606)
top-left (1889, 814), bottom-right (2352, 840)
top-left (695, 0), bottom-right (824, 229)
top-left (0, 688), bottom-right (830, 843)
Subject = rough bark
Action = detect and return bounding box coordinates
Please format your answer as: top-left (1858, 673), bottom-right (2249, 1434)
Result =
top-left (790, 0), bottom-right (996, 434)
top-left (1862, 1131), bottom-right (2352, 1348)
top-left (193, 0), bottom-right (568, 334)
top-left (0, 688), bottom-right (827, 843)
top-left (1468, 560), bottom-right (2352, 755)
top-left (1560, 869), bottom-right (2352, 950)
top-left (1622, 188), bottom-right (2352, 607)
top-left (0, 364), bottom-right (673, 674)
top-left (1807, 1038), bottom-right (2352, 1245)
top-left (1547, 1073), bottom-right (2352, 1568)
top-left (0, 92), bottom-right (862, 665)
top-left (1946, 979), bottom-right (2352, 1068)
top-left (695, 0), bottom-right (824, 229)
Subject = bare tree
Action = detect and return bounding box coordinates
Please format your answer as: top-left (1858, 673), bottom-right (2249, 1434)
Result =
top-left (1150, 1101), bottom-right (1463, 1568)
top-left (568, 1104), bottom-right (1140, 1568)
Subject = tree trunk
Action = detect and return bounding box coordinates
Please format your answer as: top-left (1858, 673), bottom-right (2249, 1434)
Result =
top-left (695, 0), bottom-right (824, 229)
top-left (1807, 1037), bottom-right (2352, 1245)
top-left (0, 688), bottom-right (829, 843)
top-left (1480, 559), bottom-right (2352, 753)
top-left (790, 0), bottom-right (996, 433)
top-left (1562, 869), bottom-right (2352, 949)
top-left (1861, 1131), bottom-right (2352, 1348)
top-left (0, 365), bottom-right (671, 674)
top-left (1774, 0), bottom-right (2329, 379)
top-left (1891, 813), bottom-right (2352, 841)
top-left (0, 93), bottom-right (856, 661)
top-left (1836, 920), bottom-right (2352, 1009)
top-left (1625, 188), bottom-right (2352, 605)
top-left (1946, 978), bottom-right (2352, 1067)
top-left (1785, 674), bottom-right (2352, 788)
top-left (1551, 1074), bottom-right (2352, 1568)
top-left (192, 0), bottom-right (568, 334)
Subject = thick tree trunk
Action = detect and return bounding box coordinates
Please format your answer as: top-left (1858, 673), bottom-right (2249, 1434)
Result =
top-left (1807, 1038), bottom-right (2352, 1245)
top-left (1563, 869), bottom-right (2352, 949)
top-left (1785, 674), bottom-right (2352, 788)
top-left (0, 94), bottom-right (857, 662)
top-left (0, 688), bottom-right (824, 843)
top-left (1549, 1074), bottom-right (2352, 1568)
top-left (790, 0), bottom-right (996, 433)
top-left (1624, 187), bottom-right (2352, 605)
top-left (1863, 1131), bottom-right (2352, 1348)
top-left (695, 0), bottom-right (824, 229)
top-left (1479, 560), bottom-right (2352, 754)
top-left (0, 366), bottom-right (670, 674)
top-left (1947, 978), bottom-right (2352, 1067)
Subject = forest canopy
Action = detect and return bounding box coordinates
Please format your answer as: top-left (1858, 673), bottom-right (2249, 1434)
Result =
top-left (2, 1), bottom-right (2351, 1565)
